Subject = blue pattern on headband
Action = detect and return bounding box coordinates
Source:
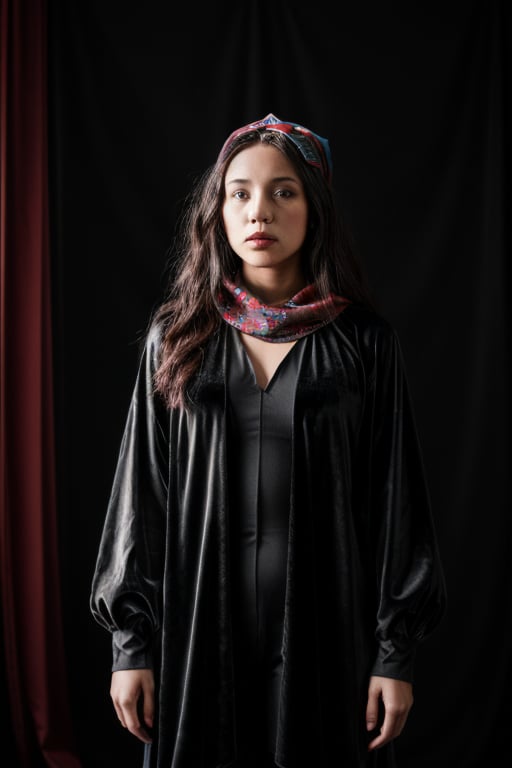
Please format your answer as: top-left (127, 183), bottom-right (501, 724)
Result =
top-left (219, 113), bottom-right (333, 182)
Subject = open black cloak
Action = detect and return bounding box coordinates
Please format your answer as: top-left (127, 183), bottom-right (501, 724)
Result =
top-left (90, 303), bottom-right (447, 768)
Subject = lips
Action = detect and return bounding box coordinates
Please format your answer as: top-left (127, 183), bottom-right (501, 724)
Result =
top-left (246, 232), bottom-right (276, 245)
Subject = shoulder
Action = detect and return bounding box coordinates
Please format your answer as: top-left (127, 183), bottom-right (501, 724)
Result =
top-left (327, 303), bottom-right (409, 387)
top-left (141, 317), bottom-right (166, 370)
top-left (334, 302), bottom-right (400, 351)
top-left (146, 316), bottom-right (165, 347)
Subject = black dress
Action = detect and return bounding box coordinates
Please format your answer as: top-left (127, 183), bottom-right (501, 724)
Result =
top-left (227, 326), bottom-right (306, 767)
top-left (90, 311), bottom-right (446, 768)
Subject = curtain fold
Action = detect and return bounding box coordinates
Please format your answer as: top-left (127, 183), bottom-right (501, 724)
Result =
top-left (0, 1), bottom-right (81, 766)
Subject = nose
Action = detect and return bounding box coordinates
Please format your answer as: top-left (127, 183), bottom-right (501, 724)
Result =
top-left (248, 194), bottom-right (273, 224)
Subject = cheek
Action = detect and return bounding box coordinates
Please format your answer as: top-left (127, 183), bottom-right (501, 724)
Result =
top-left (221, 209), bottom-right (238, 247)
top-left (290, 207), bottom-right (309, 237)
top-left (220, 209), bottom-right (230, 237)
top-left (221, 204), bottom-right (236, 232)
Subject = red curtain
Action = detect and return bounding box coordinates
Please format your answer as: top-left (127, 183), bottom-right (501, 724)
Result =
top-left (0, 1), bottom-right (81, 766)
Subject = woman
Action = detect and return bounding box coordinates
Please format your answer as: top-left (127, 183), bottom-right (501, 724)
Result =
top-left (90, 113), bottom-right (447, 768)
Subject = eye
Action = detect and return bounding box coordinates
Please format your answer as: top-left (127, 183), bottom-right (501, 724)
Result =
top-left (232, 190), bottom-right (249, 200)
top-left (274, 188), bottom-right (293, 199)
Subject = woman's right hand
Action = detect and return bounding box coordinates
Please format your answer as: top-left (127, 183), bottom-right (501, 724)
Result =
top-left (110, 668), bottom-right (155, 743)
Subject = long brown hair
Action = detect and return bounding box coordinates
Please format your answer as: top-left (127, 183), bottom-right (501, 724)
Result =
top-left (152, 129), bottom-right (374, 409)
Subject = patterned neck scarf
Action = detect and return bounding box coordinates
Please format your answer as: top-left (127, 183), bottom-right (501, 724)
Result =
top-left (217, 276), bottom-right (351, 342)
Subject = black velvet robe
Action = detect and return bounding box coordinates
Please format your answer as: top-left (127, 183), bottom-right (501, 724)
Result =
top-left (90, 304), bottom-right (447, 768)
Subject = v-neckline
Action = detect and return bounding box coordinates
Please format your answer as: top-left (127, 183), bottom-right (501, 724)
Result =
top-left (234, 329), bottom-right (301, 393)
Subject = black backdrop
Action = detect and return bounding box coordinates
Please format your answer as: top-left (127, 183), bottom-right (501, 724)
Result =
top-left (48, 2), bottom-right (510, 767)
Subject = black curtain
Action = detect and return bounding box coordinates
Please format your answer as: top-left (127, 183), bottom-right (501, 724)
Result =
top-left (48, 2), bottom-right (511, 767)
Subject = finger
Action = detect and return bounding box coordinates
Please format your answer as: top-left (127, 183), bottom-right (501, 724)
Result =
top-left (368, 708), bottom-right (408, 751)
top-left (368, 718), bottom-right (394, 751)
top-left (112, 700), bottom-right (127, 729)
top-left (126, 721), bottom-right (153, 744)
top-left (111, 685), bottom-right (152, 744)
top-left (142, 680), bottom-right (155, 729)
top-left (365, 689), bottom-right (380, 732)
top-left (121, 700), bottom-right (153, 744)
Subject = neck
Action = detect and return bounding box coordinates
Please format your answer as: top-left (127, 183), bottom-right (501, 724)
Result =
top-left (241, 265), bottom-right (307, 305)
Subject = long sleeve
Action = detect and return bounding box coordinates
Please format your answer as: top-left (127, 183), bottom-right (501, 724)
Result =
top-left (90, 322), bottom-right (169, 671)
top-left (367, 323), bottom-right (447, 682)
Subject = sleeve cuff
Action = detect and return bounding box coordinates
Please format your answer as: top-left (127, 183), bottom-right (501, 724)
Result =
top-left (111, 630), bottom-right (154, 671)
top-left (371, 639), bottom-right (416, 683)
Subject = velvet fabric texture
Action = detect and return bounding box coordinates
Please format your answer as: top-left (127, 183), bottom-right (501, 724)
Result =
top-left (90, 304), bottom-right (447, 768)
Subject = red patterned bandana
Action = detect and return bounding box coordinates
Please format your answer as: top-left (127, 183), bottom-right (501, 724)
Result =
top-left (217, 276), bottom-right (351, 342)
top-left (219, 113), bottom-right (333, 183)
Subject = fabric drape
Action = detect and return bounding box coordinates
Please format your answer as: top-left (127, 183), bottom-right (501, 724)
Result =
top-left (90, 309), bottom-right (447, 767)
top-left (0, 1), bottom-right (81, 766)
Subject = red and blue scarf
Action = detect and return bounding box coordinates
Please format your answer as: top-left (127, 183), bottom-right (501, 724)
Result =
top-left (217, 276), bottom-right (351, 342)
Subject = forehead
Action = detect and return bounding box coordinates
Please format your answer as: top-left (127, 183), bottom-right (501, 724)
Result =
top-left (224, 143), bottom-right (299, 182)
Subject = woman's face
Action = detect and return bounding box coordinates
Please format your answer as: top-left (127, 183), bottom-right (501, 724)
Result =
top-left (222, 143), bottom-right (308, 279)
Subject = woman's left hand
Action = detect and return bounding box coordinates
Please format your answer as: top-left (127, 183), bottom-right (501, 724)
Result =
top-left (366, 675), bottom-right (414, 751)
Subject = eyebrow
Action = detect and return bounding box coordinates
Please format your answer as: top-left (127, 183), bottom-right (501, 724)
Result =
top-left (225, 176), bottom-right (300, 186)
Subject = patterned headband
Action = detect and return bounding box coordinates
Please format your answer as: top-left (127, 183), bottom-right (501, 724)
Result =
top-left (218, 113), bottom-right (333, 183)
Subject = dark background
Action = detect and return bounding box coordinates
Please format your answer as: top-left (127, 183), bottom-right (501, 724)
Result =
top-left (48, 1), bottom-right (510, 766)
